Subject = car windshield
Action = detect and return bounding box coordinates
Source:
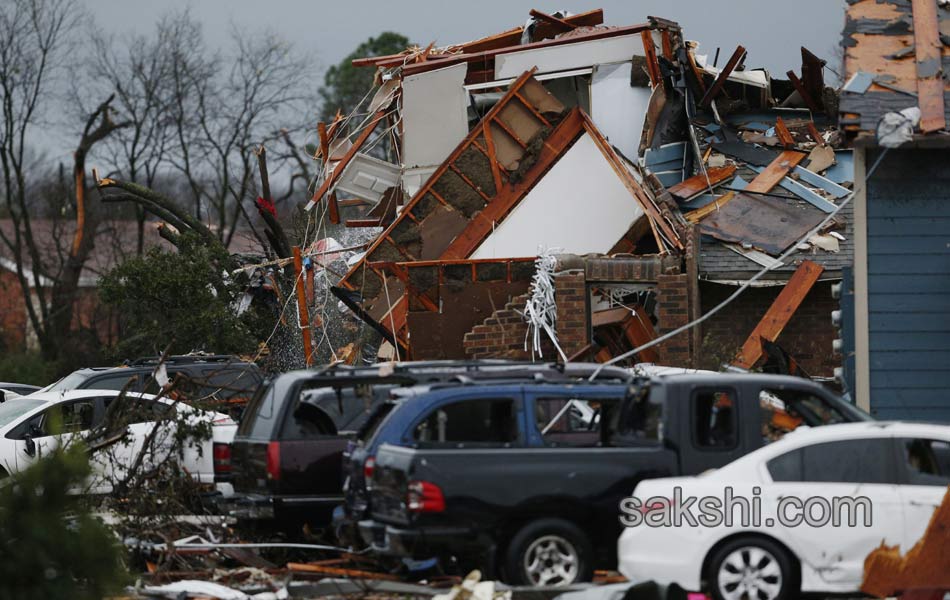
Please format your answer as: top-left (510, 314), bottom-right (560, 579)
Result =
top-left (39, 372), bottom-right (90, 393)
top-left (0, 399), bottom-right (45, 428)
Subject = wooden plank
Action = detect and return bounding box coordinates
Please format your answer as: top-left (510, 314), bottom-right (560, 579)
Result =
top-left (400, 22), bottom-right (652, 78)
top-left (773, 117), bottom-right (795, 148)
top-left (744, 150), bottom-right (806, 194)
top-left (799, 47), bottom-right (826, 107)
top-left (733, 260), bottom-right (824, 369)
top-left (641, 31), bottom-right (661, 87)
top-left (345, 218), bottom-right (383, 228)
top-left (700, 46), bottom-right (746, 108)
top-left (292, 247), bottom-right (314, 366)
top-left (528, 9), bottom-right (577, 33)
top-left (660, 30), bottom-right (674, 61)
top-left (806, 121), bottom-right (826, 146)
top-left (667, 165), bottom-right (736, 200)
top-left (306, 111), bottom-right (385, 211)
top-left (684, 191), bottom-right (735, 224)
top-left (911, 0), bottom-right (946, 132)
top-left (622, 306), bottom-right (659, 363)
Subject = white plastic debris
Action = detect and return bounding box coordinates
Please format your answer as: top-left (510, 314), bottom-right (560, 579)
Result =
top-left (434, 570), bottom-right (511, 600)
top-left (523, 248), bottom-right (568, 362)
top-left (140, 580), bottom-right (288, 599)
top-left (877, 107), bottom-right (921, 148)
top-left (807, 233), bottom-right (840, 253)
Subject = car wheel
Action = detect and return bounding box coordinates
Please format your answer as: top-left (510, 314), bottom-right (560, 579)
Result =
top-left (707, 537), bottom-right (797, 600)
top-left (505, 518), bottom-right (592, 586)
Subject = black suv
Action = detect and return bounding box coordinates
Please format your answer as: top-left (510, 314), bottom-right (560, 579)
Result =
top-left (42, 355), bottom-right (263, 415)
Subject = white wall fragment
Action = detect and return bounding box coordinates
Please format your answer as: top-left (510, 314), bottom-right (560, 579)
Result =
top-left (470, 132), bottom-right (645, 259)
top-left (401, 63), bottom-right (469, 169)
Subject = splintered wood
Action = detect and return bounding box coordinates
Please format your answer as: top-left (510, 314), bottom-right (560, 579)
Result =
top-left (733, 260), bottom-right (824, 369)
top-left (862, 486), bottom-right (950, 597)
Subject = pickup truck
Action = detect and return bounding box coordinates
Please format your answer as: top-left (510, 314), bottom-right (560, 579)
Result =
top-left (223, 360), bottom-right (627, 533)
top-left (359, 373), bottom-right (870, 585)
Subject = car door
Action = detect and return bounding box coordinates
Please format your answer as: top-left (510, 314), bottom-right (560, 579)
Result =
top-left (14, 398), bottom-right (100, 482)
top-left (679, 385), bottom-right (748, 474)
top-left (763, 437), bottom-right (905, 586)
top-left (98, 395), bottom-right (178, 486)
top-left (894, 436), bottom-right (950, 549)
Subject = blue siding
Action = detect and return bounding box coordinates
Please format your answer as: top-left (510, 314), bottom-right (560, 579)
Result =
top-left (866, 149), bottom-right (950, 422)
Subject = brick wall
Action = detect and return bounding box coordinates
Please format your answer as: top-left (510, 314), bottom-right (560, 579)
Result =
top-left (553, 272), bottom-right (588, 358)
top-left (656, 273), bottom-right (691, 366)
top-left (699, 280), bottom-right (837, 376)
top-left (0, 269), bottom-right (26, 351)
top-left (463, 293), bottom-right (543, 359)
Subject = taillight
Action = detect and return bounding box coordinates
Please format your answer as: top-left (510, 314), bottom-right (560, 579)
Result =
top-left (363, 456), bottom-right (375, 488)
top-left (407, 480), bottom-right (445, 513)
top-left (266, 441), bottom-right (281, 481)
top-left (212, 443), bottom-right (232, 477)
top-left (639, 498), bottom-right (672, 515)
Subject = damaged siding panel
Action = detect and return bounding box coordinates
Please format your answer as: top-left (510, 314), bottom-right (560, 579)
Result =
top-left (401, 63), bottom-right (470, 169)
top-left (866, 149), bottom-right (950, 422)
top-left (591, 62), bottom-right (652, 160)
top-left (470, 132), bottom-right (646, 259)
top-left (494, 34), bottom-right (645, 79)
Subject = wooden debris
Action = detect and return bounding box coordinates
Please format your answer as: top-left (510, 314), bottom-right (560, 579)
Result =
top-left (700, 45), bottom-right (746, 108)
top-left (287, 562), bottom-right (400, 581)
top-left (733, 260), bottom-right (824, 369)
top-left (685, 191), bottom-right (735, 224)
top-left (805, 144), bottom-right (836, 174)
top-left (862, 486), bottom-right (950, 597)
top-left (667, 165), bottom-right (737, 200)
top-left (773, 117), bottom-right (796, 148)
top-left (744, 150), bottom-right (806, 195)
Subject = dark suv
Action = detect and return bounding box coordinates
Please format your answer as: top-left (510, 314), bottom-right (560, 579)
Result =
top-left (223, 361), bottom-right (632, 533)
top-left (41, 355), bottom-right (263, 415)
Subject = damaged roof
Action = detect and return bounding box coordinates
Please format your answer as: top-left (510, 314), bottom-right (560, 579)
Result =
top-left (840, 0), bottom-right (950, 142)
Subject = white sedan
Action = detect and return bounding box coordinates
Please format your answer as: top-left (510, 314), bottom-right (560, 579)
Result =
top-left (0, 390), bottom-right (236, 492)
top-left (618, 421), bottom-right (950, 600)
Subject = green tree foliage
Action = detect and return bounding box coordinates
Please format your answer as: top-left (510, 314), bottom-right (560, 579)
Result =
top-left (99, 233), bottom-right (264, 358)
top-left (0, 446), bottom-right (126, 599)
top-left (318, 31), bottom-right (410, 124)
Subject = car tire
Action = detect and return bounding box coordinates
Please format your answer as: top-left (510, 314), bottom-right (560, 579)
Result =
top-left (505, 518), bottom-right (593, 586)
top-left (707, 536), bottom-right (798, 600)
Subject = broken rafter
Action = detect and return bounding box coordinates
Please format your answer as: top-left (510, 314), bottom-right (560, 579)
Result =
top-left (733, 260), bottom-right (824, 369)
top-left (700, 45), bottom-right (746, 108)
top-left (400, 22), bottom-right (653, 78)
top-left (640, 31), bottom-right (662, 87)
top-left (350, 9), bottom-right (605, 68)
top-left (786, 70), bottom-right (822, 113)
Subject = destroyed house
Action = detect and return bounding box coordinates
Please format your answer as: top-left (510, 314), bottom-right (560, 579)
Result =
top-left (836, 0), bottom-right (950, 421)
top-left (309, 9), bottom-right (856, 379)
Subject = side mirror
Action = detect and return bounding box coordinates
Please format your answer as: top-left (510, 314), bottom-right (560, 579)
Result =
top-left (23, 435), bottom-right (35, 458)
top-left (0, 390), bottom-right (6, 403)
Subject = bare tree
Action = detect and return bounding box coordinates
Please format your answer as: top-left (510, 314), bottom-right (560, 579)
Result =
top-left (0, 0), bottom-right (87, 360)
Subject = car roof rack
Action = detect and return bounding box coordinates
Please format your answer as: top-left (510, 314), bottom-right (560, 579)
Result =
top-left (126, 354), bottom-right (245, 366)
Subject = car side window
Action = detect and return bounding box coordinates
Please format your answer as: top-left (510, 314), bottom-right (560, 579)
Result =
top-left (534, 397), bottom-right (621, 447)
top-left (103, 396), bottom-right (175, 425)
top-left (692, 389), bottom-right (737, 449)
top-left (89, 374), bottom-right (139, 391)
top-left (412, 398), bottom-right (518, 448)
top-left (760, 388), bottom-right (848, 443)
top-left (901, 438), bottom-right (950, 486)
top-left (37, 400), bottom-right (97, 435)
top-left (769, 439), bottom-right (895, 484)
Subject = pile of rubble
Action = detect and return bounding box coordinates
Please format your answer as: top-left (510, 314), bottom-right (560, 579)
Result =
top-left (302, 8), bottom-right (854, 374)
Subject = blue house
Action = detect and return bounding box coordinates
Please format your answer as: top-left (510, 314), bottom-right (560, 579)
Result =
top-left (839, 0), bottom-right (950, 420)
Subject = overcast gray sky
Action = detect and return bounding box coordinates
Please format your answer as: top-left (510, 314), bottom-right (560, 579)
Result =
top-left (83, 0), bottom-right (846, 82)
